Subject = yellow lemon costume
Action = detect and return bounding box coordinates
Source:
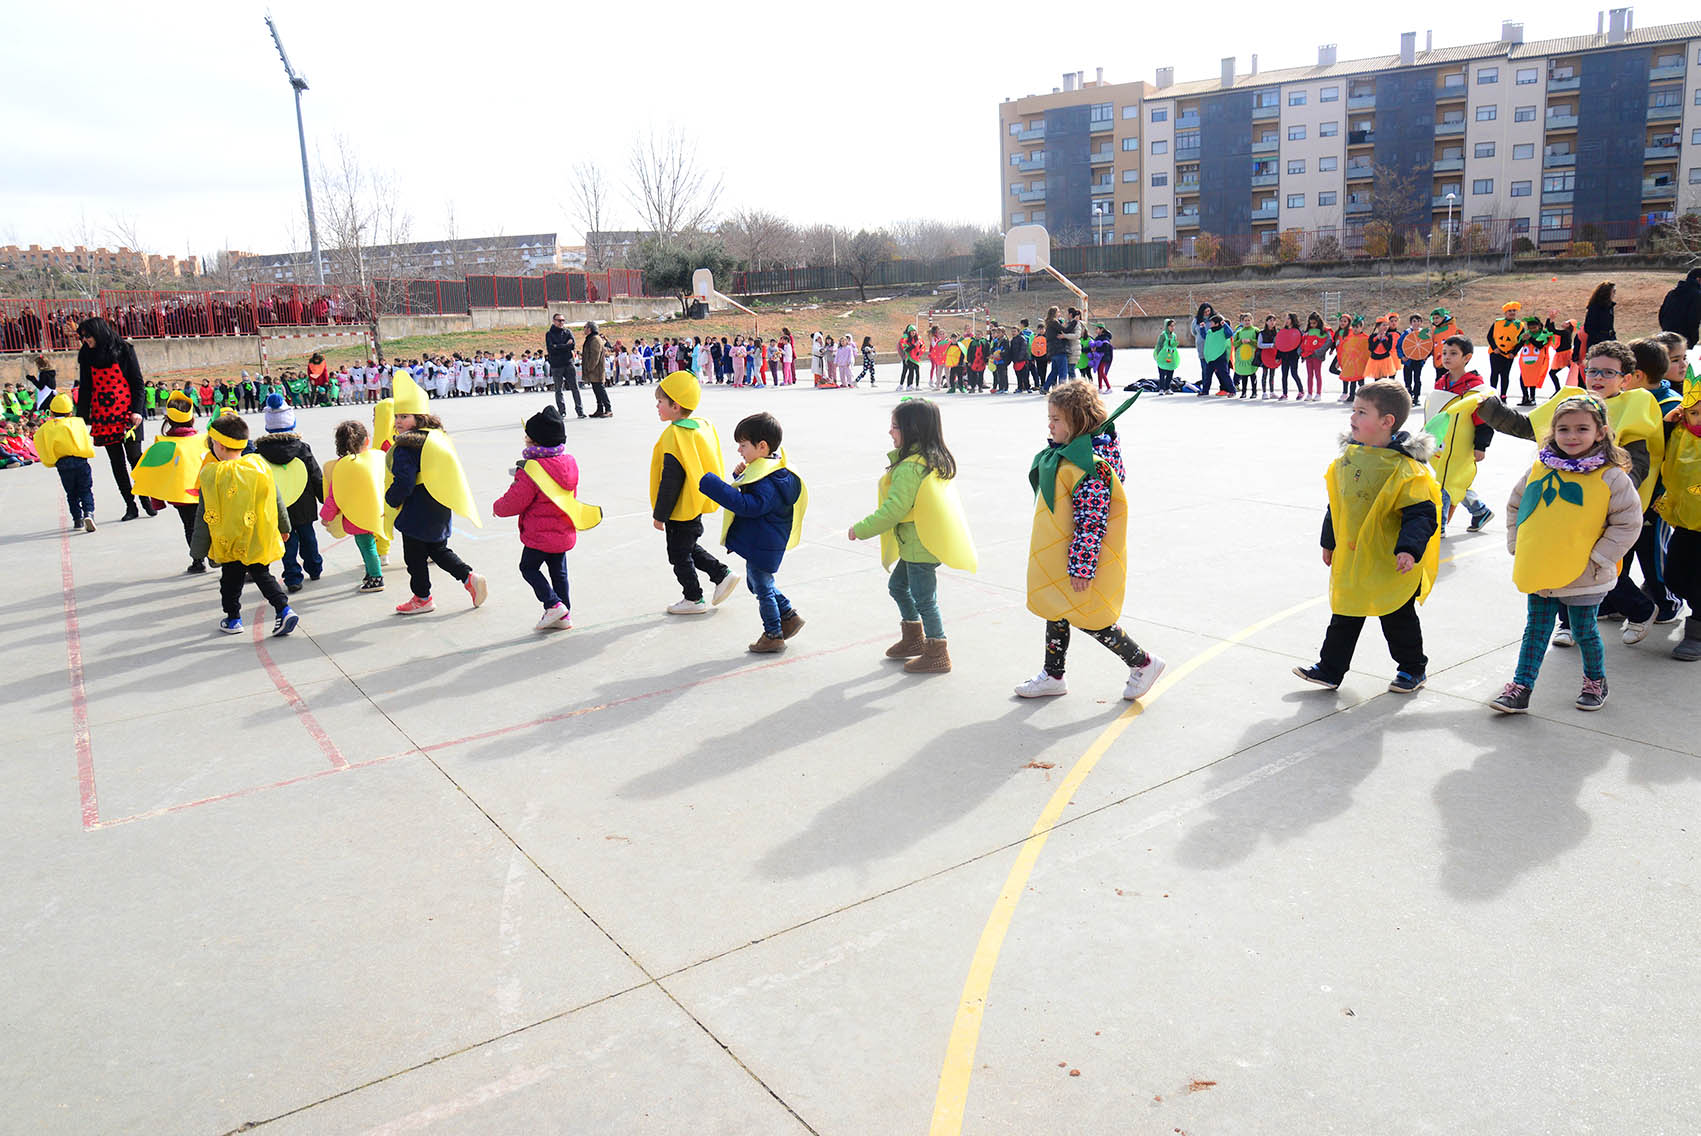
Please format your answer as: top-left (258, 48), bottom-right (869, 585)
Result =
top-left (873, 456), bottom-right (977, 571)
top-left (325, 451), bottom-right (386, 537)
top-left (1528, 387), bottom-right (1664, 508)
top-left (1511, 460), bottom-right (1612, 592)
top-left (523, 460), bottom-right (603, 531)
top-left (1026, 396), bottom-right (1137, 629)
top-left (1325, 445), bottom-right (1442, 617)
top-left (650, 370), bottom-right (723, 521)
top-left (1422, 389), bottom-right (1486, 508)
top-left (198, 454), bottom-right (285, 565)
top-left (130, 433), bottom-right (208, 503)
top-left (719, 451), bottom-right (804, 548)
top-left (32, 414), bottom-right (96, 468)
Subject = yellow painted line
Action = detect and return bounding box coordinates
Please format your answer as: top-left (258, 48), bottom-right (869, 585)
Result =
top-left (928, 545), bottom-right (1493, 1134)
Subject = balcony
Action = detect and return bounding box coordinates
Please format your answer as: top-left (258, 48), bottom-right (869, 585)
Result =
top-left (1176, 212), bottom-right (1201, 229)
top-left (1174, 145), bottom-right (1201, 163)
top-left (1542, 189), bottom-right (1574, 205)
top-left (1015, 126), bottom-right (1045, 142)
top-left (1175, 112), bottom-right (1201, 130)
top-left (1345, 200), bottom-right (1373, 215)
top-left (1252, 138), bottom-right (1279, 154)
top-left (1644, 144), bottom-right (1679, 159)
top-left (1347, 130), bottom-right (1375, 146)
top-left (1648, 104), bottom-right (1683, 120)
top-left (1431, 195), bottom-right (1461, 210)
top-left (1017, 188), bottom-right (1046, 202)
top-left (1016, 155), bottom-right (1045, 172)
top-left (1347, 94), bottom-right (1377, 110)
top-left (1435, 120), bottom-right (1466, 136)
top-left (1547, 74), bottom-right (1580, 92)
top-left (1253, 103), bottom-right (1281, 120)
top-left (1090, 118), bottom-right (1113, 133)
top-left (1436, 81), bottom-right (1467, 100)
top-left (1176, 180), bottom-right (1201, 195)
top-left (1540, 226), bottom-right (1572, 244)
top-left (1433, 157), bottom-right (1464, 173)
top-left (1346, 162), bottom-right (1375, 180)
top-left (1251, 173), bottom-right (1278, 187)
top-left (1650, 63), bottom-right (1686, 80)
top-left (1544, 151), bottom-right (1576, 167)
top-left (1251, 204), bottom-right (1280, 222)
top-left (1089, 148), bottom-right (1113, 164)
top-left (1644, 180), bottom-right (1678, 200)
top-left (1545, 113), bottom-right (1579, 130)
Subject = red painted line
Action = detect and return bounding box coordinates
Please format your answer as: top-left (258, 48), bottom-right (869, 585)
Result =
top-left (58, 501), bottom-right (100, 830)
top-left (251, 604), bottom-right (348, 769)
top-left (93, 752), bottom-right (402, 829)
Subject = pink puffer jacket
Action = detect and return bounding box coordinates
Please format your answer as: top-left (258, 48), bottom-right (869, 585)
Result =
top-left (492, 453), bottom-right (580, 553)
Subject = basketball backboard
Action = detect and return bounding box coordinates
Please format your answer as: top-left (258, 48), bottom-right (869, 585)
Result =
top-left (691, 268), bottom-right (714, 303)
top-left (1003, 224), bottom-right (1051, 273)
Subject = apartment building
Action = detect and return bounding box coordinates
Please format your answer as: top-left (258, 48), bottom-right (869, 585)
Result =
top-left (1, 244), bottom-right (201, 277)
top-left (999, 11), bottom-right (1701, 253)
top-left (233, 233), bottom-right (568, 282)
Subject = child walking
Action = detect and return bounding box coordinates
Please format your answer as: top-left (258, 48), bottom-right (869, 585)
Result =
top-left (651, 370), bottom-right (738, 614)
top-left (1294, 380), bottom-right (1441, 692)
top-left (189, 414), bottom-right (299, 637)
top-left (1015, 381), bottom-right (1166, 700)
top-left (132, 391), bottom-right (208, 571)
top-left (1657, 373), bottom-right (1701, 659)
top-left (1490, 394), bottom-right (1642, 712)
top-left (698, 411), bottom-right (808, 653)
top-left (493, 405), bottom-right (599, 631)
top-left (848, 398), bottom-right (977, 673)
top-left (320, 419), bottom-right (387, 593)
top-left (385, 373), bottom-right (488, 615)
top-left (32, 393), bottom-right (97, 532)
top-left (255, 393), bottom-right (324, 593)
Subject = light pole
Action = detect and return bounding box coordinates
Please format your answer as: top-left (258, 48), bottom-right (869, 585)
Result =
top-left (1444, 191), bottom-right (1457, 257)
top-left (266, 16), bottom-right (324, 286)
top-left (1093, 201), bottom-right (1108, 246)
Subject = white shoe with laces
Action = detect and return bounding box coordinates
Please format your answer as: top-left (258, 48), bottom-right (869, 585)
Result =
top-left (1622, 619), bottom-right (1650, 645)
top-left (1013, 671), bottom-right (1068, 698)
top-left (1124, 653), bottom-right (1167, 700)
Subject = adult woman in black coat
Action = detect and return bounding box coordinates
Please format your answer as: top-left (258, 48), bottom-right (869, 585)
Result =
top-left (73, 316), bottom-right (153, 520)
top-left (1582, 281), bottom-right (1616, 348)
top-left (1192, 302), bottom-right (1216, 387)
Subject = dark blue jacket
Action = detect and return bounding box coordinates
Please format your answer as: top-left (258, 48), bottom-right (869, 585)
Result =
top-left (385, 431), bottom-right (453, 542)
top-left (698, 467), bottom-right (801, 574)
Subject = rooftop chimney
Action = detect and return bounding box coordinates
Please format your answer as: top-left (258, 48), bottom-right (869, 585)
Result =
top-left (1607, 7), bottom-right (1629, 42)
top-left (1062, 71), bottom-right (1077, 92)
top-left (1597, 10), bottom-right (1605, 35)
top-left (1221, 56), bottom-right (1236, 88)
top-left (1077, 71), bottom-right (1086, 90)
top-left (1250, 53), bottom-right (1259, 75)
top-left (1319, 43), bottom-right (1338, 67)
top-left (1155, 65), bottom-right (1174, 89)
top-left (1626, 8), bottom-right (1634, 32)
top-left (1401, 31), bottom-right (1416, 65)
top-left (1500, 21), bottom-right (1524, 44)
top-left (1095, 66), bottom-right (1104, 85)
top-left (1425, 29), bottom-right (1433, 52)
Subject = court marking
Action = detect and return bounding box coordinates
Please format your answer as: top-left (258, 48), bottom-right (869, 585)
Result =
top-left (251, 603), bottom-right (348, 770)
top-left (58, 502), bottom-right (100, 830)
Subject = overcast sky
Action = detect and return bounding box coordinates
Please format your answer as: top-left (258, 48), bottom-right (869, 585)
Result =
top-left (5, 0), bottom-right (1685, 262)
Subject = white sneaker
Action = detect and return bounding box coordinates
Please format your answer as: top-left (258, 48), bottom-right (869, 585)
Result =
top-left (1014, 671), bottom-right (1068, 698)
top-left (712, 573), bottom-right (742, 606)
top-left (535, 603), bottom-right (569, 631)
top-left (1552, 627), bottom-right (1575, 648)
top-left (666, 598), bottom-right (709, 615)
top-left (1622, 619), bottom-right (1650, 645)
top-left (1124, 653), bottom-right (1167, 700)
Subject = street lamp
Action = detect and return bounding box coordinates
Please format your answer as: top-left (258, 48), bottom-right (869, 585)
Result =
top-left (1092, 201), bottom-right (1109, 246)
top-left (265, 15), bottom-right (325, 286)
top-left (1445, 191), bottom-right (1457, 257)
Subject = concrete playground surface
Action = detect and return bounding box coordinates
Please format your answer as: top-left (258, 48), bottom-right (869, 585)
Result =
top-left (3, 366), bottom-right (1698, 1135)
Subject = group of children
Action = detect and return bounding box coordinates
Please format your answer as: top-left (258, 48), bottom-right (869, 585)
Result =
top-left (894, 321), bottom-right (1117, 396)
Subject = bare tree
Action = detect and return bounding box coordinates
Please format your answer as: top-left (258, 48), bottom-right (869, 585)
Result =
top-left (314, 135), bottom-right (413, 360)
top-left (567, 162), bottom-right (613, 269)
top-left (104, 212), bottom-right (151, 289)
top-left (1367, 163), bottom-right (1427, 258)
top-left (626, 126), bottom-right (723, 238)
top-left (890, 219), bottom-right (990, 260)
top-left (797, 224), bottom-right (844, 268)
top-left (720, 208), bottom-right (798, 271)
top-left (843, 229), bottom-right (896, 302)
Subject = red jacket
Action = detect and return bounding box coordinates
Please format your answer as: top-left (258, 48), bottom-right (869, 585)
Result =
top-left (492, 452), bottom-right (580, 553)
top-left (1435, 371), bottom-right (1486, 425)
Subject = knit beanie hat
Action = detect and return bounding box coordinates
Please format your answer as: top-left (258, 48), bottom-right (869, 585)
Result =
top-left (524, 405), bottom-right (566, 448)
top-left (262, 392), bottom-right (295, 433)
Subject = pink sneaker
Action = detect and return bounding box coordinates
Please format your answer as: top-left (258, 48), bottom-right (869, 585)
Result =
top-left (395, 594), bottom-right (435, 615)
top-left (464, 572), bottom-right (488, 608)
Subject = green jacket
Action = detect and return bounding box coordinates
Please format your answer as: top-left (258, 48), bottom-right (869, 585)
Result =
top-left (852, 451), bottom-right (939, 564)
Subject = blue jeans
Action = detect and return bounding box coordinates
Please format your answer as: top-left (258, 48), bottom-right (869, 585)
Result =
top-left (519, 546), bottom-right (569, 608)
top-left (281, 523), bottom-right (322, 587)
top-left (888, 560), bottom-right (944, 639)
top-left (1441, 488), bottom-right (1490, 526)
top-left (746, 566), bottom-right (794, 636)
top-left (56, 458), bottom-right (94, 521)
top-left (1044, 354), bottom-right (1071, 391)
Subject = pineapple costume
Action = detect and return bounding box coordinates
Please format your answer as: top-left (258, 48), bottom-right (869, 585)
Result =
top-left (1027, 395), bottom-right (1137, 628)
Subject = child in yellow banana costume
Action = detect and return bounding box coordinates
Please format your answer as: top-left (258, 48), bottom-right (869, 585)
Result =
top-left (321, 419), bottom-right (388, 594)
top-left (385, 372), bottom-right (487, 616)
top-left (188, 414), bottom-right (299, 638)
top-left (1656, 371), bottom-right (1701, 660)
top-left (849, 397), bottom-right (975, 674)
top-left (1489, 395), bottom-right (1642, 712)
top-left (1294, 380), bottom-right (1441, 693)
top-left (33, 392), bottom-right (98, 532)
top-left (1015, 380), bottom-right (1167, 701)
top-left (652, 370), bottom-right (737, 615)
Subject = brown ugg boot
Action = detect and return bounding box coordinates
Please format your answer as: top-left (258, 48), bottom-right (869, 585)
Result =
top-left (904, 637), bottom-right (952, 673)
top-left (780, 610), bottom-right (806, 639)
top-left (748, 632), bottom-right (787, 654)
top-left (885, 620), bottom-right (925, 658)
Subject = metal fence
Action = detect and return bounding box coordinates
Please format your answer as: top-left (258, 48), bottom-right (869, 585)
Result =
top-left (458, 269), bottom-right (650, 310)
top-left (1, 299), bottom-right (97, 353)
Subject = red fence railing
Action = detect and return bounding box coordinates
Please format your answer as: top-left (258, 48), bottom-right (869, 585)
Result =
top-left (1, 299), bottom-right (97, 353)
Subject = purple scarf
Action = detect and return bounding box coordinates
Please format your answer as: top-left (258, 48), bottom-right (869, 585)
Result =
top-left (1537, 447), bottom-right (1607, 473)
top-left (522, 444), bottom-right (564, 460)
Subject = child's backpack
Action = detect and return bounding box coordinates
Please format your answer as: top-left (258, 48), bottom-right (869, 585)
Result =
top-left (1031, 335), bottom-right (1048, 356)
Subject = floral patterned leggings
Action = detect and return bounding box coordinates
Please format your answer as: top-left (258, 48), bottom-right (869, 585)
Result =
top-left (1044, 619), bottom-right (1149, 678)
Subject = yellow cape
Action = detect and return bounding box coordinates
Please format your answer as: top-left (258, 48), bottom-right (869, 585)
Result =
top-left (326, 451), bottom-right (386, 538)
top-left (719, 450), bottom-right (806, 549)
top-left (1656, 427), bottom-right (1701, 532)
top-left (269, 457), bottom-right (310, 507)
top-left (650, 418), bottom-right (724, 522)
top-left (198, 454), bottom-right (285, 565)
top-left (130, 433), bottom-right (207, 504)
top-left (1511, 458), bottom-right (1612, 593)
top-left (33, 417), bottom-right (96, 467)
top-left (1325, 445), bottom-right (1442, 617)
top-left (522, 460), bottom-right (603, 530)
top-left (1424, 390), bottom-right (1485, 505)
top-left (1027, 460), bottom-right (1128, 630)
top-left (373, 399), bottom-right (395, 452)
top-left (876, 457), bottom-right (978, 572)
top-left (1528, 387), bottom-right (1664, 509)
top-left (382, 429), bottom-right (482, 539)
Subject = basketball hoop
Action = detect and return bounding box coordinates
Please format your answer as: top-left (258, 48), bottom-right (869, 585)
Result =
top-left (1002, 263), bottom-right (1033, 276)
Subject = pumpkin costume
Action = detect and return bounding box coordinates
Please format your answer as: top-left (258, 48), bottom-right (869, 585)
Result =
top-left (1486, 301), bottom-right (1523, 397)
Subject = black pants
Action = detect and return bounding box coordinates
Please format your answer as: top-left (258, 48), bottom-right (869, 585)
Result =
top-left (900, 358), bottom-right (920, 387)
top-left (1402, 360), bottom-right (1424, 400)
top-left (1488, 354), bottom-right (1513, 397)
top-left (992, 364), bottom-right (1009, 392)
top-left (1664, 526), bottom-right (1701, 611)
top-left (588, 382), bottom-right (612, 414)
top-left (1015, 364), bottom-right (1032, 393)
top-left (173, 502), bottom-right (197, 551)
top-left (1044, 619), bottom-right (1148, 678)
top-left (102, 437), bottom-right (142, 507)
top-left (220, 561), bottom-right (289, 620)
top-left (402, 535), bottom-right (471, 599)
top-left (1280, 355), bottom-right (1300, 395)
top-left (1199, 356), bottom-right (1232, 394)
top-left (551, 363), bottom-right (584, 417)
top-left (1627, 514), bottom-right (1677, 614)
top-left (519, 547), bottom-right (570, 609)
top-left (1316, 591), bottom-right (1426, 681)
top-left (664, 517), bottom-right (727, 602)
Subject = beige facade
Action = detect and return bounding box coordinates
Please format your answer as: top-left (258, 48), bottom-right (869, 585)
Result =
top-left (1, 244), bottom-right (200, 277)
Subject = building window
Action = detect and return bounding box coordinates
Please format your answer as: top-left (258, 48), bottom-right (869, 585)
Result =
top-left (1513, 105), bottom-right (1536, 122)
top-left (1011, 212), bottom-right (1026, 224)
top-left (1121, 137), bottom-right (1139, 151)
top-left (1476, 105), bottom-right (1498, 121)
top-left (1287, 124), bottom-right (1306, 141)
top-left (1031, 210), bottom-right (1045, 223)
top-left (1151, 139), bottom-right (1168, 154)
top-left (1544, 172), bottom-right (1575, 192)
top-left (1122, 105), bottom-right (1139, 119)
top-left (1151, 172), bottom-right (1168, 187)
top-left (1151, 204), bottom-right (1169, 219)
top-left (1319, 120), bottom-right (1339, 137)
top-left (1122, 201), bottom-right (1140, 214)
top-left (1008, 122), bottom-right (1021, 135)
top-left (1474, 141), bottom-right (1496, 158)
top-left (1009, 153), bottom-right (1022, 165)
top-left (1694, 88), bottom-right (1701, 105)
top-left (1009, 183), bottom-right (1022, 197)
top-left (1287, 159), bottom-right (1306, 174)
top-left (1650, 88), bottom-right (1683, 109)
top-left (1318, 190), bottom-right (1338, 206)
top-left (1090, 102), bottom-right (1113, 123)
top-left (1289, 90), bottom-right (1307, 106)
top-left (1516, 67), bottom-right (1539, 85)
top-left (1472, 178), bottom-right (1494, 194)
top-left (1320, 85), bottom-right (1339, 102)
top-left (1693, 129), bottom-right (1701, 145)
top-left (1122, 169), bottom-right (1139, 182)
top-left (1691, 168), bottom-right (1701, 184)
top-left (1319, 155), bottom-right (1338, 171)
top-left (1150, 108), bottom-right (1168, 123)
top-left (1510, 180), bottom-right (1532, 196)
top-left (1513, 142), bottom-right (1535, 159)
top-left (1286, 194), bottom-right (1306, 208)
top-left (1510, 217), bottom-right (1531, 234)
top-left (1477, 67), bottom-right (1499, 84)
top-left (1255, 90), bottom-right (1279, 108)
